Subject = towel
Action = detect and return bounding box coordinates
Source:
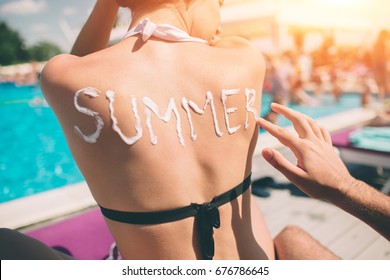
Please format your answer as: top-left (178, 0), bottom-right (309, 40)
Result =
top-left (349, 127), bottom-right (390, 153)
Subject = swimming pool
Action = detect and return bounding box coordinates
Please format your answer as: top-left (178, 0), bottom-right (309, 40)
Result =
top-left (0, 84), bottom-right (362, 203)
top-left (0, 83), bottom-right (83, 203)
top-left (260, 92), bottom-right (362, 127)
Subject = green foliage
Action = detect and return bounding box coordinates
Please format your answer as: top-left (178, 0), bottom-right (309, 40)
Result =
top-left (0, 21), bottom-right (29, 65)
top-left (0, 21), bottom-right (62, 66)
top-left (28, 41), bottom-right (62, 62)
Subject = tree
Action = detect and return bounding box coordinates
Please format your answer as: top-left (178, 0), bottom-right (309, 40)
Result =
top-left (28, 41), bottom-right (62, 62)
top-left (0, 21), bottom-right (62, 65)
top-left (0, 21), bottom-right (29, 65)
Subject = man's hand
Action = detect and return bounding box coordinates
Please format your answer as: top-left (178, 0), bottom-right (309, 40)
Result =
top-left (257, 103), bottom-right (353, 200)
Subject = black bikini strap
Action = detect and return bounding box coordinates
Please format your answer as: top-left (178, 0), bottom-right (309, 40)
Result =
top-left (99, 174), bottom-right (252, 259)
top-left (100, 201), bottom-right (198, 225)
top-left (194, 174), bottom-right (252, 259)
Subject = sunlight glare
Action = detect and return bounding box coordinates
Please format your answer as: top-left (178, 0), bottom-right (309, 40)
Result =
top-left (314, 0), bottom-right (364, 6)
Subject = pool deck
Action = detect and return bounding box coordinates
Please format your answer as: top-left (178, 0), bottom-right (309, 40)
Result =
top-left (1, 107), bottom-right (388, 259)
top-left (252, 150), bottom-right (390, 260)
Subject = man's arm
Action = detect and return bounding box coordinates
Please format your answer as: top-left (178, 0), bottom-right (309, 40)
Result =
top-left (71, 0), bottom-right (120, 56)
top-left (257, 103), bottom-right (390, 240)
top-left (334, 178), bottom-right (390, 241)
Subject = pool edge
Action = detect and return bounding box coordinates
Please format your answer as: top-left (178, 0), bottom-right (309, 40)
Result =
top-left (0, 182), bottom-right (96, 229)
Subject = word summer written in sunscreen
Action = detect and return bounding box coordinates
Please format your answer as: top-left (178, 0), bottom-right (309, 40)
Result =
top-left (74, 87), bottom-right (258, 146)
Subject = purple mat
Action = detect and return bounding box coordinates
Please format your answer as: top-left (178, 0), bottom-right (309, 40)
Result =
top-left (26, 208), bottom-right (114, 260)
top-left (331, 128), bottom-right (355, 147)
top-left (331, 127), bottom-right (389, 155)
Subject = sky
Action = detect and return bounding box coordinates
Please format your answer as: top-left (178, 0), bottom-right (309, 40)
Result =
top-left (1, 0), bottom-right (389, 53)
top-left (0, 0), bottom-right (98, 52)
top-left (0, 0), bottom-right (247, 53)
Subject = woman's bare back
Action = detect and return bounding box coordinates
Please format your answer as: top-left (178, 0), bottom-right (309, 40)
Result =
top-left (41, 24), bottom-right (273, 259)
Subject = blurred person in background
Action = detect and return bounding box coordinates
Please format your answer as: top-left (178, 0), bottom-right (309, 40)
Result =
top-left (372, 30), bottom-right (390, 99)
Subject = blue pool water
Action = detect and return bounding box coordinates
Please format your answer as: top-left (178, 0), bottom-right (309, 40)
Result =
top-left (0, 84), bottom-right (361, 203)
top-left (0, 83), bottom-right (83, 203)
top-left (260, 92), bottom-right (362, 127)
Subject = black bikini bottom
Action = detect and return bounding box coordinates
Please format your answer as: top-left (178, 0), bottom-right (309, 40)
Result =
top-left (99, 174), bottom-right (252, 260)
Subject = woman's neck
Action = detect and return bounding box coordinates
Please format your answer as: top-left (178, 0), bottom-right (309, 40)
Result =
top-left (129, 3), bottom-right (191, 35)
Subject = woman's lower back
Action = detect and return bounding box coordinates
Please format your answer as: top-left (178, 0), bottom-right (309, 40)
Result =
top-left (105, 191), bottom-right (274, 260)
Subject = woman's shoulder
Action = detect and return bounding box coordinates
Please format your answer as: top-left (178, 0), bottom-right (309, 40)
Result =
top-left (211, 36), bottom-right (265, 79)
top-left (42, 53), bottom-right (81, 74)
top-left (212, 36), bottom-right (254, 48)
top-left (40, 52), bottom-right (106, 100)
top-left (213, 36), bottom-right (261, 55)
top-left (40, 54), bottom-right (82, 94)
top-left (213, 36), bottom-right (264, 64)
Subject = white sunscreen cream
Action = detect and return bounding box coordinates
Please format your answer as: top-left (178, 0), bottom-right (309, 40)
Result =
top-left (143, 97), bottom-right (185, 146)
top-left (181, 97), bottom-right (198, 141)
top-left (221, 89), bottom-right (241, 135)
top-left (73, 87), bottom-right (104, 143)
top-left (181, 91), bottom-right (223, 139)
top-left (73, 88), bottom-right (257, 145)
top-left (245, 88), bottom-right (258, 129)
top-left (106, 90), bottom-right (143, 145)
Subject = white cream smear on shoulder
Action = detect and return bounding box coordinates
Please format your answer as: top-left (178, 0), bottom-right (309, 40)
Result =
top-left (73, 87), bottom-right (258, 146)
